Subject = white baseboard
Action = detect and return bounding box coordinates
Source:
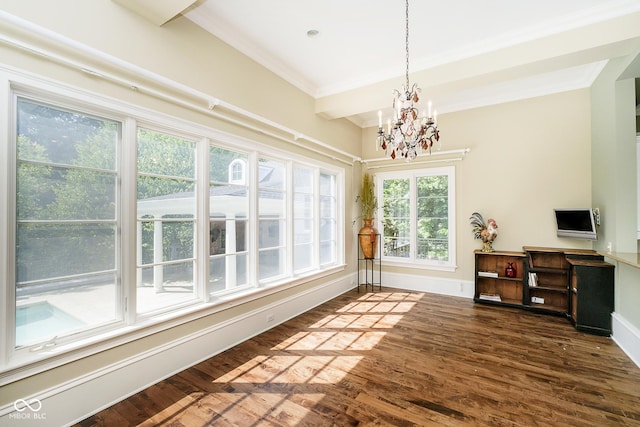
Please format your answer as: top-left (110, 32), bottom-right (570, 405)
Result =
top-left (0, 275), bottom-right (354, 427)
top-left (612, 312), bottom-right (640, 369)
top-left (371, 269), bottom-right (475, 299)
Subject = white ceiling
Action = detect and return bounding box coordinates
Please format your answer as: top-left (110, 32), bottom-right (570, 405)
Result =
top-left (132, 0), bottom-right (640, 127)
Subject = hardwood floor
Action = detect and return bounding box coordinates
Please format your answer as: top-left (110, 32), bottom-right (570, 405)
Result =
top-left (76, 288), bottom-right (640, 426)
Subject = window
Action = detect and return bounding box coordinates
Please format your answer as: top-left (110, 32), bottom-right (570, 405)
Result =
top-left (293, 166), bottom-right (314, 273)
top-left (319, 173), bottom-right (337, 266)
top-left (4, 77), bottom-right (343, 374)
top-left (209, 147), bottom-right (249, 293)
top-left (229, 158), bottom-right (245, 184)
top-left (257, 158), bottom-right (287, 281)
top-left (136, 128), bottom-right (197, 314)
top-left (15, 97), bottom-right (121, 347)
top-left (377, 167), bottom-right (456, 271)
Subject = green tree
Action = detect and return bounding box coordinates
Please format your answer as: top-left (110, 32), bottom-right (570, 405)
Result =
top-left (137, 128), bottom-right (196, 264)
top-left (16, 135), bottom-right (53, 220)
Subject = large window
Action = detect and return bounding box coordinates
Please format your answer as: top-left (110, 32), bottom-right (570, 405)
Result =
top-left (4, 81), bottom-right (343, 372)
top-left (293, 166), bottom-right (314, 273)
top-left (136, 128), bottom-right (197, 315)
top-left (208, 147), bottom-right (249, 293)
top-left (15, 97), bottom-right (121, 347)
top-left (258, 158), bottom-right (287, 281)
top-left (319, 172), bottom-right (337, 266)
top-left (377, 167), bottom-right (456, 271)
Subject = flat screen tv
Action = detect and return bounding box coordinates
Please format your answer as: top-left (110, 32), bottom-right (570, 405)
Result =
top-left (554, 208), bottom-right (597, 240)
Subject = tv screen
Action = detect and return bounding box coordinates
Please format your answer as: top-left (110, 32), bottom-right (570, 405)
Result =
top-left (554, 209), bottom-right (597, 240)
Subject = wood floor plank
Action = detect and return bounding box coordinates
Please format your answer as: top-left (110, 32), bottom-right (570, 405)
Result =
top-left (75, 288), bottom-right (640, 426)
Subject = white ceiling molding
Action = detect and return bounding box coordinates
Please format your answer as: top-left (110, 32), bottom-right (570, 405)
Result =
top-left (113, 0), bottom-right (197, 26)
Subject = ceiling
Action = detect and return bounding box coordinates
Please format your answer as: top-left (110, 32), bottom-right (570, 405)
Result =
top-left (120, 0), bottom-right (640, 127)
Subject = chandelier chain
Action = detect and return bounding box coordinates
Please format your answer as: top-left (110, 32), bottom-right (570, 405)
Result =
top-left (405, 0), bottom-right (410, 89)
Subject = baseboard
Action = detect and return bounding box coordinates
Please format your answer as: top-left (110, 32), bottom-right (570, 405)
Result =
top-left (371, 269), bottom-right (475, 299)
top-left (611, 312), bottom-right (640, 369)
top-left (0, 274), bottom-right (354, 427)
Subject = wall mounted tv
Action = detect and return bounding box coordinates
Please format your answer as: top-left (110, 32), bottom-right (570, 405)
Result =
top-left (554, 208), bottom-right (597, 240)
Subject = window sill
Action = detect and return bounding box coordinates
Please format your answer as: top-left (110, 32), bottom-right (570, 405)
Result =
top-left (380, 258), bottom-right (457, 273)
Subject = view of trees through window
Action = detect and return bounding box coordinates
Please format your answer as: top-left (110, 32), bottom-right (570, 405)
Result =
top-left (379, 168), bottom-right (454, 266)
top-left (10, 92), bottom-right (341, 352)
top-left (136, 128), bottom-right (197, 314)
top-left (16, 97), bottom-right (119, 346)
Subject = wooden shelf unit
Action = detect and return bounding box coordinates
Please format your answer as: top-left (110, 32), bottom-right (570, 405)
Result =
top-left (474, 247), bottom-right (614, 335)
top-left (524, 247), bottom-right (570, 315)
top-left (474, 250), bottom-right (526, 307)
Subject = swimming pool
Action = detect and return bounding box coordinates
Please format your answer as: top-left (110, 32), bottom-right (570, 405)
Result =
top-left (16, 301), bottom-right (86, 347)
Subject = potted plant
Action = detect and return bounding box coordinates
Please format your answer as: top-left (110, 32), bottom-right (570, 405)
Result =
top-left (356, 173), bottom-right (379, 259)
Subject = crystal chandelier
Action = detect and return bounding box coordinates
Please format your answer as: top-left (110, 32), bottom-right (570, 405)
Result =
top-left (377, 0), bottom-right (440, 160)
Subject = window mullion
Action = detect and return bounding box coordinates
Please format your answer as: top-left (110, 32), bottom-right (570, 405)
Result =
top-left (410, 175), bottom-right (417, 260)
top-left (314, 168), bottom-right (320, 269)
top-left (122, 118), bottom-right (138, 324)
top-left (286, 161), bottom-right (293, 277)
top-left (248, 152), bottom-right (258, 286)
top-left (197, 138), bottom-right (210, 302)
top-left (2, 78), bottom-right (16, 367)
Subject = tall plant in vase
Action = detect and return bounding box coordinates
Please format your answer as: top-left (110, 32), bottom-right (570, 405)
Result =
top-left (356, 173), bottom-right (379, 259)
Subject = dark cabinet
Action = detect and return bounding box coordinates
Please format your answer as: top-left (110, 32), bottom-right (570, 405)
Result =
top-left (567, 259), bottom-right (615, 336)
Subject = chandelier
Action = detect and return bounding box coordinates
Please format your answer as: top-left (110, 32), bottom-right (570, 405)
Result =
top-left (377, 0), bottom-right (440, 161)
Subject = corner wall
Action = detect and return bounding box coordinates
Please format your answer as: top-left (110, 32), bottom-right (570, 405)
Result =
top-left (591, 50), bottom-right (640, 364)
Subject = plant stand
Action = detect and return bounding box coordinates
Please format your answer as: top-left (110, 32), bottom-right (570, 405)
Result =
top-left (358, 233), bottom-right (381, 292)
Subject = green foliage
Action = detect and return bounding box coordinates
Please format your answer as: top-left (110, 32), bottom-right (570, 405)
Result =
top-left (381, 174), bottom-right (450, 260)
top-left (16, 135), bottom-right (53, 220)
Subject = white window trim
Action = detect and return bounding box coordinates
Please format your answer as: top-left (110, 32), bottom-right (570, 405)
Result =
top-left (375, 166), bottom-right (457, 272)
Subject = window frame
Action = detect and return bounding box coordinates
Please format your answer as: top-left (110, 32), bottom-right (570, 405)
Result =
top-left (0, 71), bottom-right (346, 381)
top-left (376, 166), bottom-right (457, 272)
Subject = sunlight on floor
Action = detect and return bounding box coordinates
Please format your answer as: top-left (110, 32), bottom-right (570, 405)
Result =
top-left (199, 292), bottom-right (424, 423)
top-left (131, 292), bottom-right (425, 425)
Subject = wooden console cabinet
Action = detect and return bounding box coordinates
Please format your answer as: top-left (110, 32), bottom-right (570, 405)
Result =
top-left (474, 246), bottom-right (615, 335)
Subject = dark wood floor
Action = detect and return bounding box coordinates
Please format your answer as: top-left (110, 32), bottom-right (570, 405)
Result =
top-left (76, 288), bottom-right (640, 426)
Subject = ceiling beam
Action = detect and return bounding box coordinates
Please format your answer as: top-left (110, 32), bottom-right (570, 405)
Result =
top-left (315, 12), bottom-right (640, 121)
top-left (112, 0), bottom-right (197, 26)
